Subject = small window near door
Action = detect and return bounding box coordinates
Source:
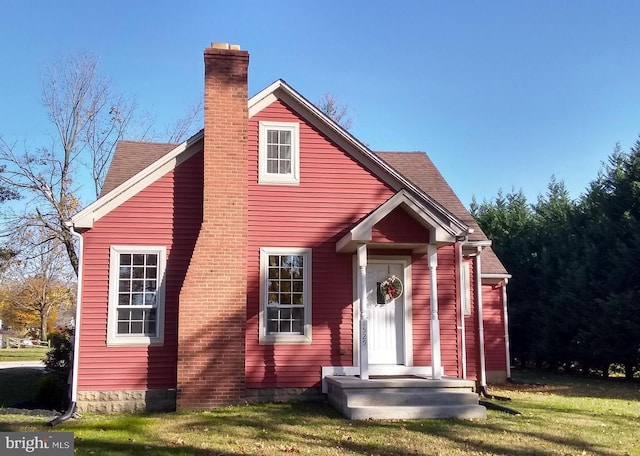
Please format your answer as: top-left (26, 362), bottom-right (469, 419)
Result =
top-left (461, 261), bottom-right (472, 316)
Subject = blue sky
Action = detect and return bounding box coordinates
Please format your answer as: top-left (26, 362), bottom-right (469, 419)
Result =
top-left (1, 1), bottom-right (639, 207)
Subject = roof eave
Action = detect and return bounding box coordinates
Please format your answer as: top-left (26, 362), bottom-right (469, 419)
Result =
top-left (71, 130), bottom-right (204, 229)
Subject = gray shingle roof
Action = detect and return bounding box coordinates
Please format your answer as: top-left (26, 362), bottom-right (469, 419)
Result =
top-left (100, 140), bottom-right (177, 197)
top-left (375, 151), bottom-right (508, 275)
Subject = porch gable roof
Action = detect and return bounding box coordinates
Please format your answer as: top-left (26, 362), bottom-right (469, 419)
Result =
top-left (336, 189), bottom-right (467, 253)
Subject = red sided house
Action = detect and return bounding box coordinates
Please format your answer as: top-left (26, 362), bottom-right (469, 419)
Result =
top-left (69, 43), bottom-right (511, 418)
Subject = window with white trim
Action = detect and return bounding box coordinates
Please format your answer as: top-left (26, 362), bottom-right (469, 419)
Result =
top-left (260, 248), bottom-right (311, 344)
top-left (258, 121), bottom-right (300, 185)
top-left (108, 246), bottom-right (166, 346)
top-left (461, 261), bottom-right (472, 316)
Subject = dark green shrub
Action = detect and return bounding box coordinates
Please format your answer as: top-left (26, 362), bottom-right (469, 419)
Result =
top-left (36, 372), bottom-right (68, 410)
top-left (41, 328), bottom-right (73, 410)
top-left (44, 329), bottom-right (72, 376)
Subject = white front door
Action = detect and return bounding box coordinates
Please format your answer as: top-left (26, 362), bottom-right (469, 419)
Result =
top-left (366, 262), bottom-right (405, 365)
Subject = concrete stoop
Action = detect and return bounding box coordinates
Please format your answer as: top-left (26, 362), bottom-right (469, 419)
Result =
top-left (325, 376), bottom-right (486, 420)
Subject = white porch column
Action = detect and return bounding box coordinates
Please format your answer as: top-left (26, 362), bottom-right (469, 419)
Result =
top-left (429, 244), bottom-right (442, 380)
top-left (357, 244), bottom-right (369, 380)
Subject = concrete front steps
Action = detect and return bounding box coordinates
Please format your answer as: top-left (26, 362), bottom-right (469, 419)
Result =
top-left (325, 375), bottom-right (486, 420)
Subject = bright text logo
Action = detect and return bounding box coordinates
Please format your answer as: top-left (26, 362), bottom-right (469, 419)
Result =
top-left (0, 433), bottom-right (73, 456)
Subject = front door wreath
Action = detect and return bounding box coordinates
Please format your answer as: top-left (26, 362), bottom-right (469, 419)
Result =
top-left (379, 275), bottom-right (403, 302)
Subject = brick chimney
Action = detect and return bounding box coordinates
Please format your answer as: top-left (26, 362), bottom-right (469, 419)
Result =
top-left (177, 43), bottom-right (249, 409)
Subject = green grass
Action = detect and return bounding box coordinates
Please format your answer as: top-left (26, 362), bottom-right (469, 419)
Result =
top-left (0, 347), bottom-right (49, 362)
top-left (0, 371), bottom-right (638, 455)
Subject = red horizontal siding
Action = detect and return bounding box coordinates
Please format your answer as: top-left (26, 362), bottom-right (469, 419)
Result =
top-left (464, 258), bottom-right (478, 381)
top-left (247, 101), bottom-right (396, 388)
top-left (463, 262), bottom-right (508, 381)
top-left (411, 254), bottom-right (431, 367)
top-left (79, 98), bottom-right (473, 393)
top-left (436, 245), bottom-right (460, 377)
top-left (371, 207), bottom-right (430, 244)
top-left (409, 246), bottom-right (460, 378)
top-left (482, 284), bottom-right (507, 371)
top-left (246, 101), bottom-right (467, 388)
top-left (77, 151), bottom-right (203, 391)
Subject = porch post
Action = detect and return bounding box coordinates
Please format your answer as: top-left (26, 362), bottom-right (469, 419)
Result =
top-left (429, 245), bottom-right (442, 380)
top-left (357, 244), bottom-right (369, 380)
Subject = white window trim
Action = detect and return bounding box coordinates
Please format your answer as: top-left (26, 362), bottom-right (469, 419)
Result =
top-left (107, 245), bottom-right (166, 347)
top-left (258, 121), bottom-right (300, 185)
top-left (259, 247), bottom-right (312, 345)
top-left (461, 260), bottom-right (472, 316)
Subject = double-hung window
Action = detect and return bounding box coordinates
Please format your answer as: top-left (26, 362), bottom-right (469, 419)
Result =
top-left (258, 121), bottom-right (300, 185)
top-left (260, 248), bottom-right (311, 344)
top-left (108, 246), bottom-right (166, 346)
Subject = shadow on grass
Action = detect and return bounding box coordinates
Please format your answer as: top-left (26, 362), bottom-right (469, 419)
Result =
top-left (505, 369), bottom-right (640, 401)
top-left (0, 389), bottom-right (636, 456)
top-left (73, 439), bottom-right (248, 456)
top-left (0, 367), bottom-right (49, 408)
top-left (69, 404), bottom-right (629, 456)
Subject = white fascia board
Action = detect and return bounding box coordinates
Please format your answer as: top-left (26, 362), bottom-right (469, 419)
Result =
top-left (248, 79), bottom-right (282, 117)
top-left (464, 240), bottom-right (493, 248)
top-left (392, 190), bottom-right (460, 240)
top-left (72, 131), bottom-right (204, 229)
top-left (248, 80), bottom-right (468, 234)
top-left (481, 273), bottom-right (512, 279)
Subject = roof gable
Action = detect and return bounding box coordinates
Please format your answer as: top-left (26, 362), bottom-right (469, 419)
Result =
top-left (337, 189), bottom-right (464, 253)
top-left (375, 152), bottom-right (487, 242)
top-left (73, 81), bottom-right (479, 249)
top-left (72, 132), bottom-right (203, 229)
top-left (100, 141), bottom-right (177, 197)
top-left (249, 80), bottom-right (469, 229)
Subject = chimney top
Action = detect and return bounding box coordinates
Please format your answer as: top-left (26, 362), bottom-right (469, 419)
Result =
top-left (210, 42), bottom-right (241, 51)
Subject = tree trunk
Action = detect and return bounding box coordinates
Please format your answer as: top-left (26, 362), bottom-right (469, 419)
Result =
top-left (625, 362), bottom-right (635, 380)
top-left (61, 225), bottom-right (79, 276)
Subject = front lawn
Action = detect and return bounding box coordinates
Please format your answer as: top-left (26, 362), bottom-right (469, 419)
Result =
top-left (0, 371), bottom-right (638, 455)
top-left (0, 347), bottom-right (49, 362)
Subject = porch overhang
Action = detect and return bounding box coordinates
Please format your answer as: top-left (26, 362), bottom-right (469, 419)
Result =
top-left (336, 189), bottom-right (467, 253)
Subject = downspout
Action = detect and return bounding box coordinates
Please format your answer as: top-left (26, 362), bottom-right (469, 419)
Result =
top-left (474, 247), bottom-right (489, 396)
top-left (457, 241), bottom-right (467, 379)
top-left (502, 278), bottom-right (512, 380)
top-left (49, 224), bottom-right (82, 426)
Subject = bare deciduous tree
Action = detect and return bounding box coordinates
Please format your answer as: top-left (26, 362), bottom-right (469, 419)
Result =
top-left (0, 54), bottom-right (143, 274)
top-left (0, 53), bottom-right (203, 276)
top-left (317, 92), bottom-right (353, 130)
top-left (164, 98), bottom-right (203, 144)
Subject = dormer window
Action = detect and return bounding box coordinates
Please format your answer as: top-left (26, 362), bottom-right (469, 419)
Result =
top-left (259, 121), bottom-right (300, 185)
